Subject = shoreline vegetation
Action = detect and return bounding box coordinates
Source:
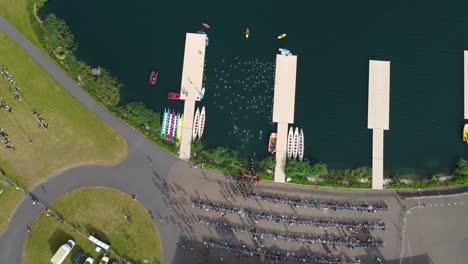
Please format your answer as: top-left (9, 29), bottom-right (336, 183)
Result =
top-left (29, 0), bottom-right (468, 189)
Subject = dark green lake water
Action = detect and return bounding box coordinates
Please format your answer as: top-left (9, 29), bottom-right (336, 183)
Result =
top-left (42, 1), bottom-right (468, 176)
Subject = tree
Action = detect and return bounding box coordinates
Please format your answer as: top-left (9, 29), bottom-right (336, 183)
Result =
top-left (43, 14), bottom-right (77, 53)
top-left (310, 163), bottom-right (328, 177)
top-left (454, 159), bottom-right (468, 177)
top-left (285, 159), bottom-right (312, 178)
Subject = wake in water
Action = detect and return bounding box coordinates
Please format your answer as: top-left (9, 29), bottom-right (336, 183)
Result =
top-left (205, 57), bottom-right (275, 150)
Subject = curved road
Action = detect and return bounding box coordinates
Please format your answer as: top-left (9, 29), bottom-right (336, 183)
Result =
top-left (0, 16), bottom-right (183, 263)
top-left (1, 15), bottom-right (468, 264)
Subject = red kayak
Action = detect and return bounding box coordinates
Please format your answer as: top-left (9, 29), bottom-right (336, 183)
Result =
top-left (148, 71), bottom-right (158, 85)
top-left (168, 92), bottom-right (180, 100)
top-left (201, 23), bottom-right (210, 29)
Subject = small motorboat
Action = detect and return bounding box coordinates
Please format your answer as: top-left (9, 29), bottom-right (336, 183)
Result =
top-left (292, 127), bottom-right (299, 159)
top-left (160, 108), bottom-right (169, 138)
top-left (268, 133), bottom-right (277, 153)
top-left (198, 106), bottom-right (206, 139)
top-left (202, 22), bottom-right (210, 29)
top-left (245, 28), bottom-right (250, 39)
top-left (148, 70), bottom-right (158, 85)
top-left (277, 33), bottom-right (287, 39)
top-left (205, 36), bottom-right (209, 47)
top-left (279, 48), bottom-right (292, 56)
top-left (200, 87), bottom-right (206, 99)
top-left (193, 107), bottom-right (200, 140)
top-left (463, 124), bottom-right (468, 142)
top-left (287, 127), bottom-right (293, 158)
top-left (168, 92), bottom-right (180, 100)
top-left (298, 129), bottom-right (304, 161)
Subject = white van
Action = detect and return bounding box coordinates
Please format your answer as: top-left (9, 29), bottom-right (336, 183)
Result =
top-left (50, 239), bottom-right (75, 264)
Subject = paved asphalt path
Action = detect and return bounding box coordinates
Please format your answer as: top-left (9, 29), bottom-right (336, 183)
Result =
top-left (0, 16), bottom-right (183, 263)
top-left (1, 15), bottom-right (468, 264)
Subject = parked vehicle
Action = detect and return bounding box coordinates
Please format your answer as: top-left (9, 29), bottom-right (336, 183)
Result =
top-left (84, 257), bottom-right (94, 264)
top-left (100, 255), bottom-right (110, 264)
top-left (71, 250), bottom-right (84, 264)
top-left (50, 240), bottom-right (75, 264)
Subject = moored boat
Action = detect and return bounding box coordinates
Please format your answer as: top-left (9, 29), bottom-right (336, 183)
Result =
top-left (287, 127), bottom-right (293, 158)
top-left (268, 133), bottom-right (277, 153)
top-left (200, 87), bottom-right (206, 99)
top-left (171, 111), bottom-right (178, 141)
top-left (160, 108), bottom-right (169, 138)
top-left (463, 124), bottom-right (468, 142)
top-left (298, 129), bottom-right (304, 161)
top-left (202, 22), bottom-right (211, 29)
top-left (245, 28), bottom-right (250, 39)
top-left (292, 127), bottom-right (299, 159)
top-left (277, 33), bottom-right (287, 39)
top-left (148, 70), bottom-right (158, 85)
top-left (198, 107), bottom-right (206, 139)
top-left (165, 109), bottom-right (174, 140)
top-left (193, 107), bottom-right (200, 140)
top-left (176, 114), bottom-right (183, 143)
top-left (168, 92), bottom-right (180, 100)
top-left (205, 36), bottom-right (209, 47)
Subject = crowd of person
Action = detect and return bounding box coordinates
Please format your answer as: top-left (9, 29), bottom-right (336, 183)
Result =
top-left (199, 218), bottom-right (384, 249)
top-left (202, 239), bottom-right (347, 264)
top-left (1, 65), bottom-right (49, 130)
top-left (192, 199), bottom-right (386, 231)
top-left (0, 127), bottom-right (13, 149)
top-left (242, 191), bottom-right (388, 213)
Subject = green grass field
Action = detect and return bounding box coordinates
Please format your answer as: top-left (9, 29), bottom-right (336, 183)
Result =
top-left (23, 187), bottom-right (162, 264)
top-left (0, 0), bottom-right (40, 46)
top-left (0, 28), bottom-right (127, 232)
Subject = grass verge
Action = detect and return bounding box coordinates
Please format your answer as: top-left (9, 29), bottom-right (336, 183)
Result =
top-left (23, 187), bottom-right (162, 264)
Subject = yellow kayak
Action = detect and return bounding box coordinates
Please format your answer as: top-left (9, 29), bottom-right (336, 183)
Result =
top-left (245, 28), bottom-right (249, 39)
top-left (277, 33), bottom-right (287, 39)
top-left (176, 114), bottom-right (183, 143)
top-left (463, 124), bottom-right (468, 142)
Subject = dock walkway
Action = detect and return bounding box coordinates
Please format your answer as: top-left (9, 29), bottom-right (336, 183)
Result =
top-left (272, 55), bottom-right (297, 183)
top-left (178, 33), bottom-right (206, 160)
top-left (367, 60), bottom-right (390, 190)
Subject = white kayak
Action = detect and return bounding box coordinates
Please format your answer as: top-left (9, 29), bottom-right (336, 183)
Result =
top-left (298, 129), bottom-right (304, 162)
top-left (198, 106), bottom-right (206, 139)
top-left (292, 127), bottom-right (299, 159)
top-left (193, 107), bottom-right (200, 140)
top-left (287, 127), bottom-right (293, 158)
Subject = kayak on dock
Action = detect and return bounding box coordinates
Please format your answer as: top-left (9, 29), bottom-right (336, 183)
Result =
top-left (277, 33), bottom-right (287, 39)
top-left (148, 70), bottom-right (158, 85)
top-left (168, 92), bottom-right (180, 100)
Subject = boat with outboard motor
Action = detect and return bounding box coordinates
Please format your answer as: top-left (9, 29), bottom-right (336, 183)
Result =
top-left (171, 112), bottom-right (178, 141)
top-left (277, 33), bottom-right (287, 39)
top-left (166, 110), bottom-right (175, 140)
top-left (202, 23), bottom-right (210, 29)
top-left (245, 28), bottom-right (250, 39)
top-left (148, 70), bottom-right (158, 85)
top-left (268, 133), bottom-right (277, 153)
top-left (168, 92), bottom-right (180, 100)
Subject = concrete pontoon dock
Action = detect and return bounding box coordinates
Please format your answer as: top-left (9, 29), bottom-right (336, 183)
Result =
top-left (367, 60), bottom-right (390, 190)
top-left (464, 51), bottom-right (468, 119)
top-left (178, 33), bottom-right (206, 160)
top-left (272, 54), bottom-right (297, 183)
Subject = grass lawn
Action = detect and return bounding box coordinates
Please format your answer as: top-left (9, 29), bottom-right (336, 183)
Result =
top-left (23, 187), bottom-right (162, 264)
top-left (0, 27), bottom-right (127, 232)
top-left (0, 0), bottom-right (41, 47)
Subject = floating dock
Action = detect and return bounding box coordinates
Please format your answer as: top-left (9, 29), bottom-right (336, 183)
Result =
top-left (367, 60), bottom-right (390, 190)
top-left (464, 51), bottom-right (468, 119)
top-left (272, 54), bottom-right (298, 183)
top-left (178, 33), bottom-right (206, 160)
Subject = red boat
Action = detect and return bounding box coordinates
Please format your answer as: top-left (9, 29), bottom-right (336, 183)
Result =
top-left (148, 71), bottom-right (158, 85)
top-left (168, 92), bottom-right (180, 100)
top-left (201, 23), bottom-right (210, 29)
